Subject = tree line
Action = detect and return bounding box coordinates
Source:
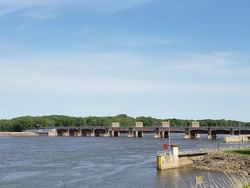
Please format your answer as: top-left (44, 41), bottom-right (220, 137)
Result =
top-left (0, 114), bottom-right (249, 132)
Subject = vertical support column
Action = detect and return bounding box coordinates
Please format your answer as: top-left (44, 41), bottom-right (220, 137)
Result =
top-left (154, 128), bottom-right (161, 138)
top-left (90, 128), bottom-right (95, 137)
top-left (110, 130), bottom-right (121, 137)
top-left (134, 131), bottom-right (138, 138)
top-left (230, 128), bottom-right (234, 135)
top-left (184, 128), bottom-right (191, 139)
top-left (63, 129), bottom-right (70, 136)
top-left (111, 130), bottom-right (115, 137)
top-left (109, 130), bottom-right (113, 137)
top-left (208, 128), bottom-right (216, 139)
top-left (77, 129), bottom-right (82, 136)
top-left (104, 128), bottom-right (111, 137)
top-left (190, 121), bottom-right (200, 139)
top-left (111, 122), bottom-right (120, 137)
top-left (161, 131), bottom-right (165, 138)
top-left (208, 128), bottom-right (212, 139)
top-left (128, 128), bottom-right (134, 138)
top-left (155, 129), bottom-right (168, 138)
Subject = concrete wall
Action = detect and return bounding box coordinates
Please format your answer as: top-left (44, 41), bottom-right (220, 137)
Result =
top-left (162, 121), bottom-right (170, 127)
top-left (0, 132), bottom-right (39, 136)
top-left (48, 129), bottom-right (58, 136)
top-left (224, 135), bottom-right (250, 142)
top-left (191, 121), bottom-right (200, 128)
top-left (135, 122), bottom-right (143, 128)
top-left (112, 122), bottom-right (120, 128)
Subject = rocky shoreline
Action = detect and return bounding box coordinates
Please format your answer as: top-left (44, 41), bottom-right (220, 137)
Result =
top-left (192, 151), bottom-right (250, 178)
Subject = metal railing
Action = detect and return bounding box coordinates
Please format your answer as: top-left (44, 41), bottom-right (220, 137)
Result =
top-left (157, 144), bottom-right (250, 156)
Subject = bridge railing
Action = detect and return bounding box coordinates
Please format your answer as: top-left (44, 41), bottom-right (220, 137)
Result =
top-left (178, 143), bottom-right (250, 155)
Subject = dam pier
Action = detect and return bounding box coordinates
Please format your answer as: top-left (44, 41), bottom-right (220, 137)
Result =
top-left (25, 121), bottom-right (250, 141)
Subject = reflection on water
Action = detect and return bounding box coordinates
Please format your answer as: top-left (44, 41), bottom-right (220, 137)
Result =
top-left (0, 134), bottom-right (249, 188)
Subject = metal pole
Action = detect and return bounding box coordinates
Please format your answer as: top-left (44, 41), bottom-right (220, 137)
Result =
top-left (168, 125), bottom-right (171, 154)
top-left (238, 121), bottom-right (241, 148)
top-left (239, 121), bottom-right (242, 144)
top-left (239, 121), bottom-right (241, 136)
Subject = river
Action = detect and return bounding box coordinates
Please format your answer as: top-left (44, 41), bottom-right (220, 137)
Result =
top-left (0, 134), bottom-right (249, 188)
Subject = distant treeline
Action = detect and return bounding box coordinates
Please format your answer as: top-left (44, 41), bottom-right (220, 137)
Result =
top-left (0, 114), bottom-right (249, 132)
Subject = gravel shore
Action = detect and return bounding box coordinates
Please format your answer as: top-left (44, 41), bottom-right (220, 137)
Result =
top-left (192, 151), bottom-right (250, 178)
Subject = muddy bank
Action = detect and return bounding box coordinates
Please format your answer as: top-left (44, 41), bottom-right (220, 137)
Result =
top-left (192, 151), bottom-right (250, 178)
top-left (0, 132), bottom-right (39, 137)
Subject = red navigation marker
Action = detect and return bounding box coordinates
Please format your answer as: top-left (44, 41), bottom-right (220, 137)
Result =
top-left (163, 144), bottom-right (169, 150)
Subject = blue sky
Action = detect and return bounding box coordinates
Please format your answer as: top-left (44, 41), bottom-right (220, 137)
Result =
top-left (0, 0), bottom-right (250, 121)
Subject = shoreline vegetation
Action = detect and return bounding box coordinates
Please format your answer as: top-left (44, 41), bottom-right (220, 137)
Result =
top-left (224, 148), bottom-right (250, 157)
top-left (0, 114), bottom-right (249, 132)
top-left (243, 183), bottom-right (250, 188)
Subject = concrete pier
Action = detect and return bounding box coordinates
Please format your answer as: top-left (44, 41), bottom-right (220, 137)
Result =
top-left (110, 122), bottom-right (120, 137)
top-left (128, 122), bottom-right (144, 138)
top-left (207, 128), bottom-right (216, 139)
top-left (157, 145), bottom-right (208, 170)
top-left (184, 121), bottom-right (200, 139)
top-left (109, 130), bottom-right (120, 137)
top-left (128, 128), bottom-right (134, 138)
top-left (90, 129), bottom-right (95, 137)
top-left (157, 145), bottom-right (180, 170)
top-left (154, 129), bottom-right (169, 138)
top-left (43, 124), bottom-right (250, 139)
top-left (154, 121), bottom-right (170, 138)
top-left (48, 129), bottom-right (58, 136)
top-left (128, 129), bottom-right (144, 138)
top-left (184, 128), bottom-right (191, 139)
top-left (103, 128), bottom-right (111, 137)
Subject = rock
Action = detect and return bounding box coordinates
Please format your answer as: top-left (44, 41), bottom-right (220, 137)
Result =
top-left (192, 151), bottom-right (250, 178)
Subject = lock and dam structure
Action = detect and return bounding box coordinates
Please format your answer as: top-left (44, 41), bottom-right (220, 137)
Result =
top-left (31, 121), bottom-right (250, 141)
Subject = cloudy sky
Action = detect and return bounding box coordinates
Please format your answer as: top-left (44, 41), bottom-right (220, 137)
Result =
top-left (0, 0), bottom-right (250, 121)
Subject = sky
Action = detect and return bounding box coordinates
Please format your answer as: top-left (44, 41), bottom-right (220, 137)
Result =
top-left (0, 0), bottom-right (250, 121)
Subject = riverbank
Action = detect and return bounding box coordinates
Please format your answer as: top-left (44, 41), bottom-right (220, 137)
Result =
top-left (0, 132), bottom-right (39, 137)
top-left (192, 149), bottom-right (250, 178)
top-left (224, 148), bottom-right (250, 157)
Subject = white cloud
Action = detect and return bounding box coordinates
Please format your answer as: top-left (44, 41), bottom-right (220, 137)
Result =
top-left (81, 0), bottom-right (153, 13)
top-left (0, 0), bottom-right (153, 16)
top-left (118, 38), bottom-right (174, 47)
top-left (0, 0), bottom-right (61, 7)
top-left (144, 52), bottom-right (250, 77)
top-left (1, 51), bottom-right (250, 121)
top-left (0, 7), bottom-right (21, 15)
top-left (0, 51), bottom-right (250, 96)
